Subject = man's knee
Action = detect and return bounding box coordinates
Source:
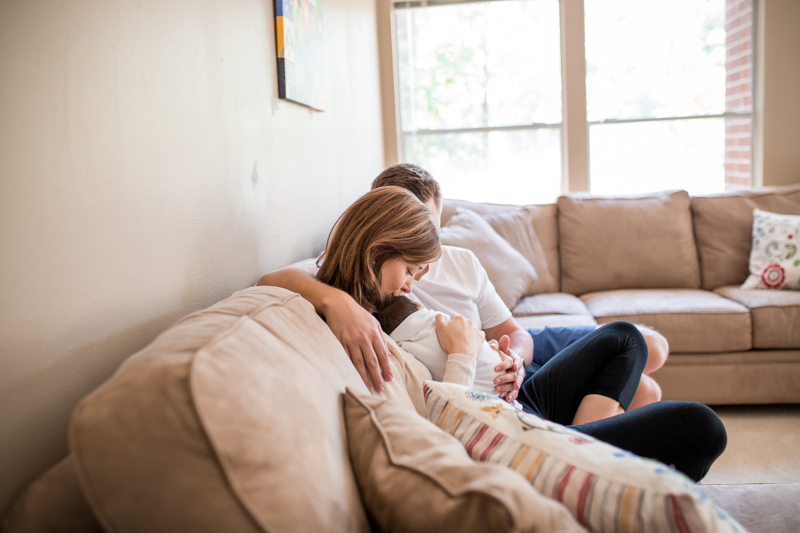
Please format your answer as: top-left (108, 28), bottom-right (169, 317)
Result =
top-left (633, 324), bottom-right (669, 373)
top-left (630, 374), bottom-right (662, 409)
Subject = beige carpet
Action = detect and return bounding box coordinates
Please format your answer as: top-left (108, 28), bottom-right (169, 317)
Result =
top-left (701, 404), bottom-right (800, 484)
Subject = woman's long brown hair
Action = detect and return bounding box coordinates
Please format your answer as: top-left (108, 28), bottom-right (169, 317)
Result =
top-left (317, 186), bottom-right (441, 313)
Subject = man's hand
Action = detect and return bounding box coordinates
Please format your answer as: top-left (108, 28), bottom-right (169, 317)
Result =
top-left (323, 291), bottom-right (392, 392)
top-left (489, 335), bottom-right (525, 403)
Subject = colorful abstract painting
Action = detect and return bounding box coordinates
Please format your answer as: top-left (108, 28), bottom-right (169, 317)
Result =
top-left (275, 0), bottom-right (326, 111)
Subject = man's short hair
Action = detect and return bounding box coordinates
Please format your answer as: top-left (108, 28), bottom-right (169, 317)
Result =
top-left (371, 163), bottom-right (442, 207)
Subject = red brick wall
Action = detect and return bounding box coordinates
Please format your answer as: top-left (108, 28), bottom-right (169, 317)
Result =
top-left (725, 0), bottom-right (753, 188)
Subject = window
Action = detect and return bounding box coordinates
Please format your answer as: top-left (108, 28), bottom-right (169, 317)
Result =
top-left (394, 0), bottom-right (562, 204)
top-left (391, 0), bottom-right (754, 202)
top-left (585, 0), bottom-right (753, 196)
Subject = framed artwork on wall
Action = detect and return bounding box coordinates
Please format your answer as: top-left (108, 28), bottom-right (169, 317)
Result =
top-left (275, 0), bottom-right (326, 111)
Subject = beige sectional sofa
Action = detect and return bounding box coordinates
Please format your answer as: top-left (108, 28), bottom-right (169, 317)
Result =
top-left (441, 185), bottom-right (800, 405)
top-left (3, 286), bottom-right (800, 533)
top-left (4, 186), bottom-right (800, 533)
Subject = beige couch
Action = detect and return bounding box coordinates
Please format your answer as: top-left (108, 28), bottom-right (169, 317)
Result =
top-left (440, 185), bottom-right (800, 405)
top-left (3, 287), bottom-right (799, 532)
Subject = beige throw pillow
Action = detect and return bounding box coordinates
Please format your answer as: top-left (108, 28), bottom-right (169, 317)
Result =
top-left (482, 208), bottom-right (558, 294)
top-left (441, 208), bottom-right (538, 308)
top-left (558, 190), bottom-right (700, 295)
top-left (343, 388), bottom-right (585, 533)
top-left (424, 381), bottom-right (747, 533)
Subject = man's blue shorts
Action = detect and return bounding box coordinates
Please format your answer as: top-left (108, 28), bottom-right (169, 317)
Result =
top-left (525, 325), bottom-right (597, 377)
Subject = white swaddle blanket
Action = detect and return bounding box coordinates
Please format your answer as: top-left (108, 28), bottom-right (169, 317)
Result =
top-left (389, 308), bottom-right (506, 396)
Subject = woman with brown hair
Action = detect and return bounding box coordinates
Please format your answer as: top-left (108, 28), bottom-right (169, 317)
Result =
top-left (317, 186), bottom-right (441, 314)
top-left (317, 186), bottom-right (488, 372)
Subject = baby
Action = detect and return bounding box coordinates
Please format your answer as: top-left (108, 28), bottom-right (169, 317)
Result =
top-left (375, 295), bottom-right (513, 399)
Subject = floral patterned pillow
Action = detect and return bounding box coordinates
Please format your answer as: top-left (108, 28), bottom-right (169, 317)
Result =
top-left (741, 209), bottom-right (800, 290)
top-left (423, 380), bottom-right (746, 533)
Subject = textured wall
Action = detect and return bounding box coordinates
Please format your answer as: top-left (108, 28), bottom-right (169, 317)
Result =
top-left (758, 0), bottom-right (800, 186)
top-left (0, 0), bottom-right (383, 515)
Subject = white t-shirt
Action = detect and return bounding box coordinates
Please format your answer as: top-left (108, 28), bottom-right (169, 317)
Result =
top-left (408, 245), bottom-right (511, 330)
top-left (390, 308), bottom-right (503, 395)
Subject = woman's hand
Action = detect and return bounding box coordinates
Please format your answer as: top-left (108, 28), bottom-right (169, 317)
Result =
top-left (490, 335), bottom-right (525, 403)
top-left (323, 291), bottom-right (392, 392)
top-left (434, 314), bottom-right (484, 358)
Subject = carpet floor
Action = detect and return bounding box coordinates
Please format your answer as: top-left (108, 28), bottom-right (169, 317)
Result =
top-left (701, 404), bottom-right (800, 484)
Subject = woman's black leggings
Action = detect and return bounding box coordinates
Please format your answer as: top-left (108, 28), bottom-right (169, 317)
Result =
top-left (517, 321), bottom-right (727, 482)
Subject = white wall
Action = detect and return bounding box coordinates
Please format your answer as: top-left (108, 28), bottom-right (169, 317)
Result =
top-left (0, 0), bottom-right (384, 515)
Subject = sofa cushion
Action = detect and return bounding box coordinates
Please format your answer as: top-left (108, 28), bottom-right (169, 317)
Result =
top-left (69, 287), bottom-right (371, 533)
top-left (512, 293), bottom-right (592, 317)
top-left (691, 184), bottom-right (800, 290)
top-left (512, 294), bottom-right (596, 329)
top-left (741, 209), bottom-right (800, 290)
top-left (581, 289), bottom-right (752, 353)
top-left (514, 315), bottom-right (599, 329)
top-left (1, 456), bottom-right (103, 533)
top-left (443, 198), bottom-right (561, 291)
top-left (482, 208), bottom-right (559, 294)
top-left (557, 190), bottom-right (701, 295)
top-left (715, 286), bottom-right (800, 349)
top-left (343, 388), bottom-right (584, 533)
top-left (424, 381), bottom-right (746, 533)
top-left (441, 208), bottom-right (538, 308)
top-left (441, 198), bottom-right (521, 225)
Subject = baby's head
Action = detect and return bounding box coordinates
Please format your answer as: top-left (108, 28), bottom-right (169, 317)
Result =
top-left (374, 295), bottom-right (421, 334)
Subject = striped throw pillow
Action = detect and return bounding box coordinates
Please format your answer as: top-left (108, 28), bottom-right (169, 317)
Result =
top-left (423, 381), bottom-right (745, 533)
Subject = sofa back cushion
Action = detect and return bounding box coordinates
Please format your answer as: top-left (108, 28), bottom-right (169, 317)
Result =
top-left (69, 287), bottom-right (371, 533)
top-left (443, 199), bottom-right (561, 291)
top-left (441, 198), bottom-right (520, 225)
top-left (441, 208), bottom-right (539, 308)
top-left (692, 184), bottom-right (800, 289)
top-left (557, 190), bottom-right (700, 295)
top-left (482, 207), bottom-right (559, 294)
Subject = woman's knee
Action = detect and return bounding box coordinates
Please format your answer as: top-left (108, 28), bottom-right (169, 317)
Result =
top-left (601, 321), bottom-right (648, 366)
top-left (603, 320), bottom-right (641, 337)
top-left (668, 401), bottom-right (728, 473)
top-left (688, 402), bottom-right (727, 452)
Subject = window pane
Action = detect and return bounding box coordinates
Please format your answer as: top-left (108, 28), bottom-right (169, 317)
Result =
top-left (589, 119), bottom-right (725, 196)
top-left (585, 0), bottom-right (727, 121)
top-left (395, 0), bottom-right (561, 131)
top-left (403, 128), bottom-right (562, 204)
